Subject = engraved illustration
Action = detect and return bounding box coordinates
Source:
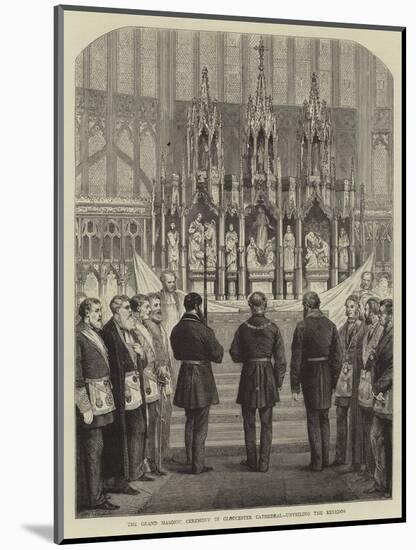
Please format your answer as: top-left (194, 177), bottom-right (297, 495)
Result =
top-left (74, 28), bottom-right (394, 519)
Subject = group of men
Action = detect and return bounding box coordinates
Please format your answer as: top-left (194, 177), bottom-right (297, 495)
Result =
top-left (76, 268), bottom-right (394, 513)
top-left (75, 272), bottom-right (184, 512)
top-left (290, 285), bottom-right (393, 499)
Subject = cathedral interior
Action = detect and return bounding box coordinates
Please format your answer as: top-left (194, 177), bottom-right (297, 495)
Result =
top-left (74, 28), bottom-right (393, 311)
top-left (73, 26), bottom-right (396, 473)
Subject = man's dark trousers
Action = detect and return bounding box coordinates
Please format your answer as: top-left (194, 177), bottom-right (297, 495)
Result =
top-left (335, 403), bottom-right (350, 464)
top-left (242, 406), bottom-right (273, 471)
top-left (80, 427), bottom-right (106, 507)
top-left (306, 408), bottom-right (330, 469)
top-left (185, 407), bottom-right (210, 473)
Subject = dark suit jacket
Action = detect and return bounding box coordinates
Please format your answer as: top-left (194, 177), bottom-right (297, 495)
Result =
top-left (230, 314), bottom-right (286, 408)
top-left (101, 318), bottom-right (147, 480)
top-left (290, 310), bottom-right (342, 410)
top-left (369, 324), bottom-right (393, 395)
top-left (171, 313), bottom-right (224, 409)
top-left (75, 322), bottom-right (114, 429)
top-left (336, 319), bottom-right (364, 407)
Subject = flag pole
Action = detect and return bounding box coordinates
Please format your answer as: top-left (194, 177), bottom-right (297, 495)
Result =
top-left (203, 225), bottom-right (208, 322)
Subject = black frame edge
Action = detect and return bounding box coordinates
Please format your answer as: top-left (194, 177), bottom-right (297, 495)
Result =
top-left (54, 4), bottom-right (65, 545)
top-left (53, 4), bottom-right (406, 543)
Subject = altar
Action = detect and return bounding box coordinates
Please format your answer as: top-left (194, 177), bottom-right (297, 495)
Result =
top-left (75, 37), bottom-right (361, 306)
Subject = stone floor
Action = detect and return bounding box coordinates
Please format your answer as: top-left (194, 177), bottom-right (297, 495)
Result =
top-left (78, 451), bottom-right (388, 519)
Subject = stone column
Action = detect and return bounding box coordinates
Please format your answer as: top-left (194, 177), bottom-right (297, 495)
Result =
top-left (349, 215), bottom-right (356, 274)
top-left (151, 182), bottom-right (156, 270)
top-left (80, 49), bottom-right (90, 196)
top-left (294, 215), bottom-right (303, 299)
top-left (218, 204), bottom-right (226, 300)
top-left (276, 163), bottom-right (284, 299)
top-left (331, 216), bottom-right (339, 288)
top-left (161, 205), bottom-right (166, 271)
top-left (180, 176), bottom-right (187, 292)
top-left (142, 219), bottom-right (148, 264)
top-left (106, 32), bottom-right (117, 197)
top-left (238, 209), bottom-right (246, 299)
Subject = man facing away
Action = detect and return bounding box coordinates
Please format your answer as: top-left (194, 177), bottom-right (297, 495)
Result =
top-left (229, 292), bottom-right (286, 472)
top-left (75, 298), bottom-right (119, 511)
top-left (101, 295), bottom-right (148, 495)
top-left (144, 292), bottom-right (174, 471)
top-left (170, 292), bottom-right (224, 474)
top-left (367, 299), bottom-right (393, 497)
top-left (333, 295), bottom-right (363, 469)
top-left (290, 291), bottom-right (342, 471)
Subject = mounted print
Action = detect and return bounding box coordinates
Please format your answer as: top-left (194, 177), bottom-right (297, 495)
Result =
top-left (54, 4), bottom-right (406, 544)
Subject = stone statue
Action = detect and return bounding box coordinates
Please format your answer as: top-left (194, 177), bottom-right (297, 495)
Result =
top-left (188, 213), bottom-right (204, 270)
top-left (288, 178), bottom-right (297, 209)
top-left (338, 228), bottom-right (350, 271)
top-left (253, 206), bottom-right (272, 252)
top-left (315, 235), bottom-right (330, 267)
top-left (225, 224), bottom-right (238, 271)
top-left (167, 222), bottom-right (180, 272)
top-left (246, 237), bottom-right (260, 269)
top-left (257, 140), bottom-right (265, 173)
top-left (204, 220), bottom-right (217, 268)
top-left (283, 225), bottom-right (296, 271)
top-left (200, 141), bottom-right (209, 171)
top-left (264, 238), bottom-right (276, 268)
top-left (170, 174), bottom-right (180, 215)
top-left (304, 230), bottom-right (329, 269)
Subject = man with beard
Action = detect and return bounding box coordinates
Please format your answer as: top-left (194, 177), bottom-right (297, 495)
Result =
top-left (229, 292), bottom-right (286, 472)
top-left (290, 292), bottom-right (342, 471)
top-left (354, 271), bottom-right (377, 317)
top-left (355, 298), bottom-right (384, 480)
top-left (145, 292), bottom-right (174, 471)
top-left (171, 293), bottom-right (224, 474)
top-left (76, 298), bottom-right (119, 511)
top-left (367, 299), bottom-right (393, 496)
top-left (333, 295), bottom-right (363, 469)
top-left (101, 295), bottom-right (147, 495)
top-left (130, 294), bottom-right (163, 476)
top-left (159, 270), bottom-right (184, 383)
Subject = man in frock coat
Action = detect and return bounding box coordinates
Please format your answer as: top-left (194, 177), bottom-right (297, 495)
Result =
top-left (333, 295), bottom-right (364, 469)
top-left (367, 299), bottom-right (393, 496)
top-left (170, 292), bottom-right (224, 474)
top-left (75, 298), bottom-right (119, 511)
top-left (101, 295), bottom-right (148, 494)
top-left (290, 291), bottom-right (342, 471)
top-left (229, 292), bottom-right (286, 472)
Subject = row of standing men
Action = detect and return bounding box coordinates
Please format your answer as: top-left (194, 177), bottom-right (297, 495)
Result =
top-left (76, 273), bottom-right (393, 511)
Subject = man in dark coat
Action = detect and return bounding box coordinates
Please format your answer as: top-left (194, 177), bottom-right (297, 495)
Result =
top-left (290, 291), bottom-right (342, 471)
top-left (333, 295), bottom-right (363, 468)
top-left (171, 292), bottom-right (224, 474)
top-left (75, 298), bottom-right (119, 511)
top-left (367, 299), bottom-right (393, 496)
top-left (355, 298), bottom-right (384, 479)
top-left (230, 292), bottom-right (286, 472)
top-left (101, 295), bottom-right (148, 494)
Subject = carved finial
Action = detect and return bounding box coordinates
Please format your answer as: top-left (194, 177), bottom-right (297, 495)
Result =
top-left (254, 36), bottom-right (267, 71)
top-left (160, 151), bottom-right (166, 181)
top-left (310, 72), bottom-right (320, 99)
top-left (200, 66), bottom-right (210, 102)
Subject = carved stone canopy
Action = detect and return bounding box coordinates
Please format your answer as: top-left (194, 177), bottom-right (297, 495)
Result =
top-left (188, 66), bottom-right (222, 135)
top-left (246, 37), bottom-right (277, 138)
top-left (299, 73), bottom-right (332, 145)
